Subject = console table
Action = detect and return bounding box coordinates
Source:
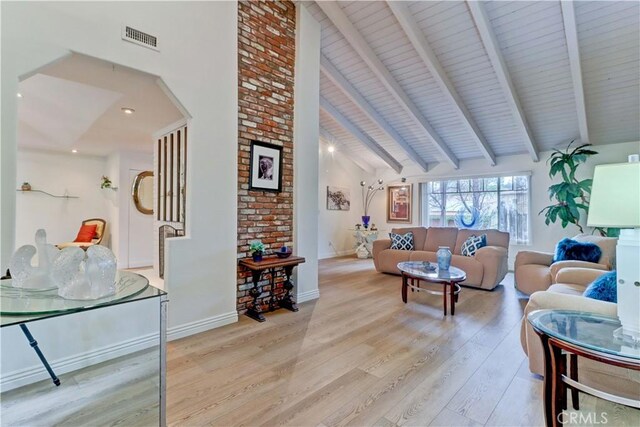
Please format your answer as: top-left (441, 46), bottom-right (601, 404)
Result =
top-left (350, 229), bottom-right (381, 258)
top-left (1, 271), bottom-right (167, 426)
top-left (238, 256), bottom-right (305, 322)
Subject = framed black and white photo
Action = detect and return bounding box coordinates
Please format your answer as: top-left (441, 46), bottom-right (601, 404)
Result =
top-left (249, 140), bottom-right (283, 192)
top-left (326, 186), bottom-right (350, 211)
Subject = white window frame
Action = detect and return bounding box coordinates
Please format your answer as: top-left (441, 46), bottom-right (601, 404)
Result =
top-left (421, 173), bottom-right (532, 245)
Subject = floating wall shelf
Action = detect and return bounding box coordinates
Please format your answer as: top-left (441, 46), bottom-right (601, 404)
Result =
top-left (16, 189), bottom-right (79, 199)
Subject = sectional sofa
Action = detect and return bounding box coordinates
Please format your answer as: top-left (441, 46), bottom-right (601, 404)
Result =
top-left (372, 227), bottom-right (510, 290)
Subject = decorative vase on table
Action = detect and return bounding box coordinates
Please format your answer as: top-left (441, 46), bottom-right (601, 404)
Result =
top-left (360, 179), bottom-right (384, 232)
top-left (437, 246), bottom-right (452, 271)
top-left (252, 251), bottom-right (263, 262)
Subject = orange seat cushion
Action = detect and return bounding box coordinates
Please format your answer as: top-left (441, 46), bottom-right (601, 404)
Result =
top-left (74, 224), bottom-right (98, 243)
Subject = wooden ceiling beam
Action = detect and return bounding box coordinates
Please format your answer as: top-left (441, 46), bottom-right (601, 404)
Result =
top-left (319, 127), bottom-right (375, 174)
top-left (321, 54), bottom-right (429, 172)
top-left (467, 1), bottom-right (540, 162)
top-left (388, 1), bottom-right (496, 166)
top-left (561, 0), bottom-right (590, 144)
top-left (320, 97), bottom-right (403, 173)
top-left (316, 1), bottom-right (459, 169)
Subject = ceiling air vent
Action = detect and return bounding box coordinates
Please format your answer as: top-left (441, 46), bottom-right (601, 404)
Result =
top-left (121, 26), bottom-right (159, 51)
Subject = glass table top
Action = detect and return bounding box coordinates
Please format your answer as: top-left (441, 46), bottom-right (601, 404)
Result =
top-left (527, 310), bottom-right (640, 361)
top-left (0, 271), bottom-right (165, 327)
top-left (397, 261), bottom-right (466, 282)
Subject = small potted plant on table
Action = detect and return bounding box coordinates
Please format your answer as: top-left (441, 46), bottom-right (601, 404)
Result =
top-left (249, 240), bottom-right (266, 262)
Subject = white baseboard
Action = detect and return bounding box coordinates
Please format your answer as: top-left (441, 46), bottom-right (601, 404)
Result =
top-left (297, 289), bottom-right (320, 303)
top-left (167, 311), bottom-right (238, 341)
top-left (1, 311), bottom-right (239, 392)
top-left (318, 249), bottom-right (354, 259)
top-left (0, 332), bottom-right (158, 392)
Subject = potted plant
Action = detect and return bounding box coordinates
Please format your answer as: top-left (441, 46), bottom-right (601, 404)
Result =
top-left (249, 240), bottom-right (266, 262)
top-left (21, 182), bottom-right (31, 191)
top-left (100, 176), bottom-right (112, 189)
top-left (539, 141), bottom-right (616, 237)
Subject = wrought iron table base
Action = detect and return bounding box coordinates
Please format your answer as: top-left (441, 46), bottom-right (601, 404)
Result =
top-left (246, 266), bottom-right (299, 322)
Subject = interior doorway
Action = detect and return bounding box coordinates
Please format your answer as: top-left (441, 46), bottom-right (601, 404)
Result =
top-left (14, 53), bottom-right (186, 282)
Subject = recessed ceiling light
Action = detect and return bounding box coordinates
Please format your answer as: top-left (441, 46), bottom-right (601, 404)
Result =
top-left (71, 149), bottom-right (78, 153)
top-left (328, 145), bottom-right (335, 153)
top-left (16, 93), bottom-right (23, 98)
top-left (121, 107), bottom-right (135, 115)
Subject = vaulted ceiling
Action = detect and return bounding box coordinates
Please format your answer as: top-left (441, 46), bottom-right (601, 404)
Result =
top-left (308, 1), bottom-right (640, 172)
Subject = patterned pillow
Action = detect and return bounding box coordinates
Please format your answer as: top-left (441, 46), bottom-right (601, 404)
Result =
top-left (389, 232), bottom-right (414, 251)
top-left (461, 234), bottom-right (487, 257)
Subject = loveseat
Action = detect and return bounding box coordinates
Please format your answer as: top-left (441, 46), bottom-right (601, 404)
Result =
top-left (514, 234), bottom-right (617, 295)
top-left (521, 267), bottom-right (640, 400)
top-left (372, 227), bottom-right (510, 290)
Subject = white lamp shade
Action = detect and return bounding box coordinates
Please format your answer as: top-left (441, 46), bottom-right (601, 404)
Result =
top-left (587, 162), bottom-right (640, 228)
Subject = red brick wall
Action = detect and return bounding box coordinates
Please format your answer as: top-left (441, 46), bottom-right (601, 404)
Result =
top-left (237, 0), bottom-right (296, 313)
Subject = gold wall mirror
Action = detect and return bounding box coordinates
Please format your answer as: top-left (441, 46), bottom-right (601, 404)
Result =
top-left (132, 171), bottom-right (154, 215)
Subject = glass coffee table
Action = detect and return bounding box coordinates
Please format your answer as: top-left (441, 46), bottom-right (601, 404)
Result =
top-left (528, 310), bottom-right (640, 427)
top-left (397, 261), bottom-right (466, 316)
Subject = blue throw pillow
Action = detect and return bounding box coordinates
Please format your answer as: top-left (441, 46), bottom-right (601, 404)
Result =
top-left (583, 271), bottom-right (617, 303)
top-left (389, 232), bottom-right (414, 251)
top-left (554, 238), bottom-right (602, 263)
top-left (461, 234), bottom-right (487, 257)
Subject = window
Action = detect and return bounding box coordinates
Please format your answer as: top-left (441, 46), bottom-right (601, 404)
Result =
top-left (422, 175), bottom-right (530, 244)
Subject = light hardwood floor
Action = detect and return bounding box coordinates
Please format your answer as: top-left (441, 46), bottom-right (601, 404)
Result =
top-left (2, 257), bottom-right (639, 426)
top-left (167, 257), bottom-right (638, 427)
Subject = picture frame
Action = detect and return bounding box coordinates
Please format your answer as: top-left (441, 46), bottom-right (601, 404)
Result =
top-left (249, 140), bottom-right (283, 193)
top-left (326, 186), bottom-right (351, 211)
top-left (387, 184), bottom-right (412, 223)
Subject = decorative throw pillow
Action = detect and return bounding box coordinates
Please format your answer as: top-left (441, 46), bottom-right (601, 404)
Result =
top-left (461, 234), bottom-right (487, 257)
top-left (583, 271), bottom-right (617, 303)
top-left (389, 232), bottom-right (414, 251)
top-left (74, 224), bottom-right (98, 243)
top-left (554, 238), bottom-right (602, 263)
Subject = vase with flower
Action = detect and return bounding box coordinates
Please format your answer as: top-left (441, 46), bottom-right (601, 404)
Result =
top-left (360, 179), bottom-right (384, 229)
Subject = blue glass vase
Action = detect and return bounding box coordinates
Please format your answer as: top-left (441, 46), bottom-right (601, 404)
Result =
top-left (437, 246), bottom-right (452, 270)
top-left (361, 215), bottom-right (371, 229)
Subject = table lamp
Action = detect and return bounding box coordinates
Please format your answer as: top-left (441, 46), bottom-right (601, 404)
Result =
top-left (587, 156), bottom-right (640, 342)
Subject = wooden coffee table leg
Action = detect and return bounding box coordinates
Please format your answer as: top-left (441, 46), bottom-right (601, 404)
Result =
top-left (450, 281), bottom-right (455, 316)
top-left (402, 273), bottom-right (408, 303)
top-left (442, 283), bottom-right (447, 316)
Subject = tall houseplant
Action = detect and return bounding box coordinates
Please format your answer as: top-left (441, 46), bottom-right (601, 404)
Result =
top-left (539, 141), bottom-right (613, 236)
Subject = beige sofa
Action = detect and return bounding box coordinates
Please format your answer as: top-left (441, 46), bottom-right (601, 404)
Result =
top-left (372, 227), bottom-right (509, 290)
top-left (521, 267), bottom-right (640, 400)
top-left (514, 234), bottom-right (617, 295)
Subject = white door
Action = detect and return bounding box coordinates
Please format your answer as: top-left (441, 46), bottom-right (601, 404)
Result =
top-left (128, 169), bottom-right (154, 268)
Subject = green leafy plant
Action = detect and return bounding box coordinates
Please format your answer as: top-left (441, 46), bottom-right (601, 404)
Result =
top-left (539, 141), bottom-right (612, 235)
top-left (249, 240), bottom-right (265, 255)
top-left (100, 175), bottom-right (112, 189)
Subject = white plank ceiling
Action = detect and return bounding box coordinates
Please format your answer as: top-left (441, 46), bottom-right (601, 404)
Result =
top-left (308, 1), bottom-right (640, 172)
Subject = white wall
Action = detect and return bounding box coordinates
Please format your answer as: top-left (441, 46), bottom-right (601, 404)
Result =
top-left (113, 151), bottom-right (153, 269)
top-left (369, 141), bottom-right (640, 269)
top-left (318, 141), bottom-right (374, 258)
top-left (15, 150), bottom-right (112, 248)
top-left (1, 1), bottom-right (238, 389)
top-left (293, 5), bottom-right (321, 304)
